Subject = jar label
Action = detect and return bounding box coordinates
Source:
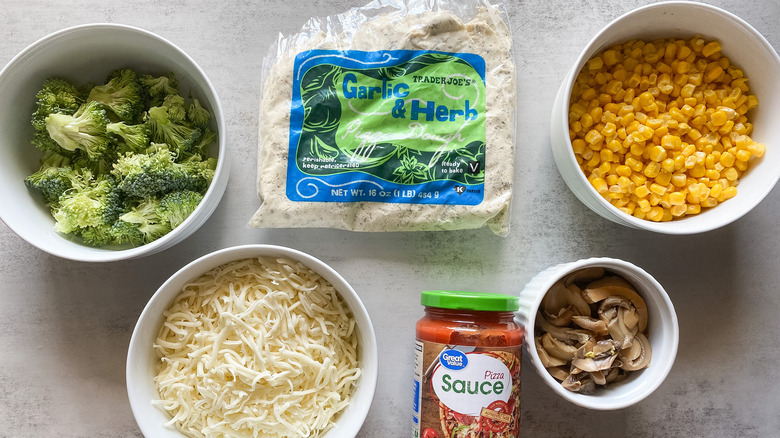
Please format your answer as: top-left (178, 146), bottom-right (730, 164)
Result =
top-left (288, 49), bottom-right (487, 205)
top-left (412, 340), bottom-right (521, 438)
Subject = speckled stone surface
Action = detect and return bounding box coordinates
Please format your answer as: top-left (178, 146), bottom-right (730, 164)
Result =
top-left (1, 1), bottom-right (778, 437)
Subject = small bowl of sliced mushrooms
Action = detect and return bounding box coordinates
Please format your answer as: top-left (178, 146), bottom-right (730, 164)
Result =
top-left (517, 257), bottom-right (679, 410)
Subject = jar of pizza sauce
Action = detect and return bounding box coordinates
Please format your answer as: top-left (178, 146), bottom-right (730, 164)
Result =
top-left (412, 290), bottom-right (524, 438)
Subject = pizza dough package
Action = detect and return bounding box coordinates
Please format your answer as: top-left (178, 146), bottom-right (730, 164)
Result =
top-left (250, 0), bottom-right (516, 236)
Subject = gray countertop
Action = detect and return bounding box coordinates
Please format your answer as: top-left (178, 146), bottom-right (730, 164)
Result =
top-left (1, 1), bottom-right (778, 437)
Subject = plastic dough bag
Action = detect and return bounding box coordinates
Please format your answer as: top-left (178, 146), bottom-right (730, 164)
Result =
top-left (250, 0), bottom-right (516, 236)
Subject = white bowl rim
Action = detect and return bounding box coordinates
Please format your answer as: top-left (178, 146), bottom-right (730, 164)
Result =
top-left (521, 257), bottom-right (680, 410)
top-left (126, 244), bottom-right (378, 437)
top-left (0, 22), bottom-right (228, 262)
top-left (554, 1), bottom-right (780, 235)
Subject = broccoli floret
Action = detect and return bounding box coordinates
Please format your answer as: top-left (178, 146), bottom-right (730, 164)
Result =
top-left (45, 101), bottom-right (111, 160)
top-left (31, 78), bottom-right (85, 153)
top-left (111, 144), bottom-right (214, 198)
top-left (51, 175), bottom-right (122, 236)
top-left (107, 121), bottom-right (150, 154)
top-left (139, 73), bottom-right (179, 107)
top-left (24, 151), bottom-right (80, 204)
top-left (87, 68), bottom-right (145, 122)
top-left (187, 99), bottom-right (211, 130)
top-left (79, 224), bottom-right (116, 247)
top-left (117, 198), bottom-right (171, 244)
top-left (146, 104), bottom-right (202, 158)
top-left (162, 94), bottom-right (187, 123)
top-left (157, 190), bottom-right (203, 228)
top-left (108, 218), bottom-right (145, 246)
top-left (191, 127), bottom-right (218, 155)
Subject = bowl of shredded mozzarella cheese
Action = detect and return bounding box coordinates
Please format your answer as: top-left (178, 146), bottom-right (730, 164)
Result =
top-left (126, 244), bottom-right (378, 438)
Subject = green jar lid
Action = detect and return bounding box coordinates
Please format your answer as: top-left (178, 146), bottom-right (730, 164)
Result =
top-left (421, 290), bottom-right (520, 312)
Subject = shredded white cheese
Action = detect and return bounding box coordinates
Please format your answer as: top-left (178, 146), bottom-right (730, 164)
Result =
top-left (153, 257), bottom-right (361, 438)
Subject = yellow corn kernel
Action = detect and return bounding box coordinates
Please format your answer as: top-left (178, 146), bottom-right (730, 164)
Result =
top-left (629, 173), bottom-right (647, 186)
top-left (701, 197), bottom-right (718, 208)
top-left (705, 169), bottom-right (721, 181)
top-left (656, 170), bottom-right (673, 187)
top-left (637, 198), bottom-right (651, 212)
top-left (670, 204), bottom-right (687, 217)
top-left (705, 64), bottom-right (724, 83)
top-left (677, 44), bottom-right (692, 60)
top-left (606, 139), bottom-right (623, 153)
top-left (569, 102), bottom-right (587, 120)
top-left (605, 80), bottom-right (623, 95)
top-left (746, 95), bottom-right (759, 110)
top-left (649, 183), bottom-right (667, 196)
top-left (646, 145), bottom-right (666, 162)
top-left (735, 159), bottom-right (748, 172)
top-left (606, 174), bottom-right (619, 186)
top-left (660, 158), bottom-right (676, 173)
top-left (719, 151), bottom-right (736, 167)
top-left (615, 165), bottom-right (632, 177)
top-left (588, 56), bottom-right (604, 71)
top-left (722, 186), bottom-right (738, 200)
top-left (600, 122), bottom-right (617, 138)
top-left (643, 161), bottom-right (661, 178)
top-left (723, 167), bottom-right (739, 181)
top-left (718, 121), bottom-right (734, 135)
top-left (585, 129), bottom-right (604, 145)
top-left (702, 41), bottom-right (722, 58)
top-left (661, 134), bottom-right (682, 150)
top-left (635, 184), bottom-right (651, 198)
top-left (748, 142), bottom-right (765, 158)
top-left (590, 177), bottom-right (609, 194)
top-left (686, 203), bottom-right (701, 215)
top-left (580, 113), bottom-right (594, 130)
top-left (671, 173), bottom-right (687, 187)
top-left (646, 206), bottom-right (664, 222)
top-left (679, 83), bottom-right (695, 98)
top-left (626, 156), bottom-right (644, 172)
top-left (735, 149), bottom-right (752, 162)
top-left (668, 191), bottom-right (686, 205)
top-left (598, 161), bottom-right (612, 176)
top-left (680, 143), bottom-right (696, 158)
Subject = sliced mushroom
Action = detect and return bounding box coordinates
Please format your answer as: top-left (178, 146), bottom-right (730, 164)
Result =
top-left (536, 311), bottom-right (592, 345)
top-left (591, 370), bottom-right (607, 386)
top-left (564, 267), bottom-right (606, 286)
top-left (604, 367), bottom-right (627, 384)
top-left (582, 275), bottom-right (648, 332)
top-left (571, 338), bottom-right (621, 373)
top-left (535, 336), bottom-right (567, 368)
top-left (541, 332), bottom-right (579, 361)
top-left (547, 366), bottom-right (569, 382)
top-left (541, 281), bottom-right (591, 326)
top-left (571, 315), bottom-right (609, 336)
top-left (618, 332), bottom-right (652, 371)
top-left (562, 372), bottom-right (595, 394)
top-left (598, 296), bottom-right (641, 348)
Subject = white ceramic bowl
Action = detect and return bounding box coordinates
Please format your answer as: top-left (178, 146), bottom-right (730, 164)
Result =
top-left (0, 23), bottom-right (229, 262)
top-left (126, 244), bottom-right (378, 438)
top-left (517, 257), bottom-right (679, 410)
top-left (550, 1), bottom-right (780, 234)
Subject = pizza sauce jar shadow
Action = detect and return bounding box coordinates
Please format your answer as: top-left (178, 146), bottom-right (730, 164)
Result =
top-left (413, 291), bottom-right (524, 438)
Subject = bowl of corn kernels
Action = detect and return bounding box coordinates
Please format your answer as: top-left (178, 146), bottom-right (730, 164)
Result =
top-left (550, 1), bottom-right (780, 234)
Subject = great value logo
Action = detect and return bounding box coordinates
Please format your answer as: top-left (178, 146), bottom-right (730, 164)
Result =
top-left (439, 349), bottom-right (468, 370)
top-left (432, 352), bottom-right (512, 416)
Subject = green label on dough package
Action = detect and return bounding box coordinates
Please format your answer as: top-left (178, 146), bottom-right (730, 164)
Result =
top-left (288, 50), bottom-right (487, 205)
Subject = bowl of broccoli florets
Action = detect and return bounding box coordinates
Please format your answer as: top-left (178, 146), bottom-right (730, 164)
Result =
top-left (0, 23), bottom-right (228, 262)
